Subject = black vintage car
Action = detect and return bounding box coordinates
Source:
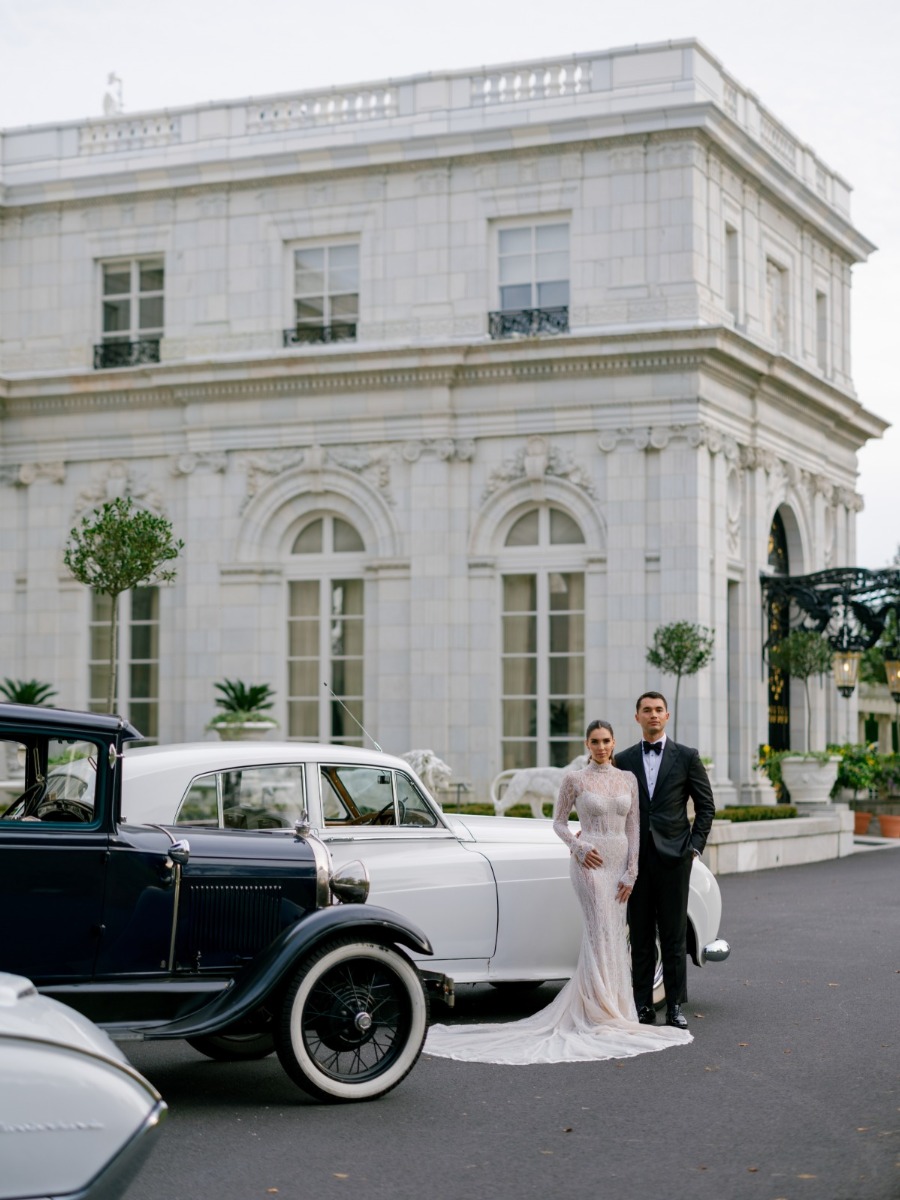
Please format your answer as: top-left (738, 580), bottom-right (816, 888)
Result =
top-left (0, 703), bottom-right (450, 1102)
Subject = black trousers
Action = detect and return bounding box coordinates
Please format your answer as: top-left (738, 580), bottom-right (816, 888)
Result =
top-left (627, 835), bottom-right (692, 1009)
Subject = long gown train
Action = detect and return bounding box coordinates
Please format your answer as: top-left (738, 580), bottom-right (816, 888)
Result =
top-left (425, 760), bottom-right (692, 1064)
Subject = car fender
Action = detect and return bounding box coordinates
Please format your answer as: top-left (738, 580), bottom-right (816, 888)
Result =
top-left (144, 904), bottom-right (433, 1041)
top-left (686, 858), bottom-right (723, 966)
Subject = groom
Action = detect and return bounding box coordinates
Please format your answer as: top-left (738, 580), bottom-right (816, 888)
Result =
top-left (616, 691), bottom-right (715, 1030)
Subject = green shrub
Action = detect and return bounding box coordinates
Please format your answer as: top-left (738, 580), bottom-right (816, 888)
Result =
top-left (827, 743), bottom-right (879, 796)
top-left (447, 802), bottom-right (572, 819)
top-left (716, 805), bottom-right (798, 822)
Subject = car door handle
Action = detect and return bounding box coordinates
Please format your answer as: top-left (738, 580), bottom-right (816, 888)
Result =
top-left (322, 835), bottom-right (355, 842)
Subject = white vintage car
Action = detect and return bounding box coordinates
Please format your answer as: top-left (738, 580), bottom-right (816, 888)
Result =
top-left (119, 741), bottom-right (729, 1004)
top-left (0, 972), bottom-right (165, 1200)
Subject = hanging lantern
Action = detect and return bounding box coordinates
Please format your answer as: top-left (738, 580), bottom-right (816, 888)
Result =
top-left (832, 650), bottom-right (861, 698)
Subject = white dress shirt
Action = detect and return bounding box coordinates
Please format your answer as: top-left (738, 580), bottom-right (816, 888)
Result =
top-left (642, 733), bottom-right (667, 798)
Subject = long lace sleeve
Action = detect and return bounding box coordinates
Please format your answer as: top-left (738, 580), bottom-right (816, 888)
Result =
top-left (620, 770), bottom-right (639, 886)
top-left (553, 771), bottom-right (588, 863)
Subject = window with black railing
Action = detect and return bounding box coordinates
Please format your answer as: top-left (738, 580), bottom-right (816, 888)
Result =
top-left (95, 258), bottom-right (164, 369)
top-left (489, 223), bottom-right (569, 339)
top-left (284, 243), bottom-right (359, 347)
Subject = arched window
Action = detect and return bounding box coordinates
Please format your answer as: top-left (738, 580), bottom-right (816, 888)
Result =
top-left (500, 505), bottom-right (586, 770)
top-left (287, 515), bottom-right (366, 744)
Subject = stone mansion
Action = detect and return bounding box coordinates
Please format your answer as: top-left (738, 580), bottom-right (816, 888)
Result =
top-left (0, 40), bottom-right (886, 802)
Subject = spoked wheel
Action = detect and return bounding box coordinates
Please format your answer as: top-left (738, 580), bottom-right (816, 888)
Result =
top-left (187, 1030), bottom-right (276, 1061)
top-left (275, 938), bottom-right (428, 1102)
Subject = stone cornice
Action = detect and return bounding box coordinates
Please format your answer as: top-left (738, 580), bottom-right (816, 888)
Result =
top-left (595, 419), bottom-right (863, 512)
top-left (0, 327), bottom-right (885, 447)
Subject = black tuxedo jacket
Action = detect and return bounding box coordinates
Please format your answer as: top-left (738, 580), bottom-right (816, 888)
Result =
top-left (615, 739), bottom-right (715, 861)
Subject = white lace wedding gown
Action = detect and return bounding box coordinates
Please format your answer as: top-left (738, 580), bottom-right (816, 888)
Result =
top-left (425, 760), bottom-right (692, 1064)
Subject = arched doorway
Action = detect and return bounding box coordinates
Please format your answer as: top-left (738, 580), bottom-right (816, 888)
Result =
top-left (767, 511), bottom-right (791, 750)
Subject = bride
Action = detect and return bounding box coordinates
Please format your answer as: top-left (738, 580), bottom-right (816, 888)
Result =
top-left (425, 720), bottom-right (692, 1064)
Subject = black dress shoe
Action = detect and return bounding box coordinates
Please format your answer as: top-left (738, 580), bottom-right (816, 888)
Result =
top-left (636, 1005), bottom-right (656, 1025)
top-left (665, 1005), bottom-right (688, 1030)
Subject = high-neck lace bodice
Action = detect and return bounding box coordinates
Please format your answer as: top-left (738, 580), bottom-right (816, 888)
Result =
top-left (553, 760), bottom-right (639, 886)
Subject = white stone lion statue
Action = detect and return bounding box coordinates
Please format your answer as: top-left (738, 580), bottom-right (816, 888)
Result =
top-left (490, 755), bottom-right (588, 819)
top-left (401, 749), bottom-right (453, 797)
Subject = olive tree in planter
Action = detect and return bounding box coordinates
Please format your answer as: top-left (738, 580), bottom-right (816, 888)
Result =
top-left (206, 679), bottom-right (279, 740)
top-left (64, 498), bottom-right (184, 713)
top-left (645, 620), bottom-right (715, 739)
top-left (767, 629), bottom-right (840, 804)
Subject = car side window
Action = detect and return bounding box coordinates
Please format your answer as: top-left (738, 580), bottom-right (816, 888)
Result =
top-left (0, 737), bottom-right (99, 825)
top-left (175, 775), bottom-right (219, 827)
top-left (175, 765), bottom-right (306, 830)
top-left (395, 772), bottom-right (439, 828)
top-left (320, 765), bottom-right (396, 826)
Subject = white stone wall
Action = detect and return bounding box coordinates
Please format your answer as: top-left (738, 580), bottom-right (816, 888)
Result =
top-left (0, 40), bottom-right (885, 798)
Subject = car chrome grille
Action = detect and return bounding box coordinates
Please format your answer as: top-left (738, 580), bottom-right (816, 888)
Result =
top-left (180, 883), bottom-right (282, 961)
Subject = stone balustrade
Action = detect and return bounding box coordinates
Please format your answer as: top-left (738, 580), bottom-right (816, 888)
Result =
top-left (0, 40), bottom-right (851, 218)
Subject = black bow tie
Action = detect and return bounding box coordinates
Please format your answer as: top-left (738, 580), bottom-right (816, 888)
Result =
top-left (642, 740), bottom-right (663, 756)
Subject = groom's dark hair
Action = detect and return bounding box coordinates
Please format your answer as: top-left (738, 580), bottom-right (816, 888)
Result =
top-left (635, 690), bottom-right (668, 711)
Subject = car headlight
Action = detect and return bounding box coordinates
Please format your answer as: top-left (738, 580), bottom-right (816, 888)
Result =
top-left (329, 859), bottom-right (370, 905)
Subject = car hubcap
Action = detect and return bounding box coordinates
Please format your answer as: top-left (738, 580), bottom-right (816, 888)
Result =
top-left (302, 960), bottom-right (410, 1080)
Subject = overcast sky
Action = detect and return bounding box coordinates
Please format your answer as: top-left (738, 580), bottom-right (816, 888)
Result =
top-left (1, 0), bottom-right (897, 567)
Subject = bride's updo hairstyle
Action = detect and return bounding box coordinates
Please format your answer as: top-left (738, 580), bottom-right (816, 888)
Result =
top-left (584, 719), bottom-right (616, 766)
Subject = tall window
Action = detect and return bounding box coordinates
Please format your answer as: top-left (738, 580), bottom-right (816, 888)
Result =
top-left (288, 244), bottom-right (359, 344)
top-left (500, 506), bottom-right (585, 769)
top-left (287, 516), bottom-right (366, 743)
top-left (96, 259), bottom-right (164, 368)
top-left (89, 586), bottom-right (159, 740)
top-left (491, 222), bottom-right (569, 337)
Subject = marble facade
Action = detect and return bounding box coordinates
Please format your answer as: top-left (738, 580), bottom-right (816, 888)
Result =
top-left (0, 40), bottom-right (887, 801)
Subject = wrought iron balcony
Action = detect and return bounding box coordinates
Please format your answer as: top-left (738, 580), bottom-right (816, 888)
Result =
top-left (283, 322), bottom-right (357, 347)
top-left (93, 339), bottom-right (161, 369)
top-left (488, 306), bottom-right (569, 339)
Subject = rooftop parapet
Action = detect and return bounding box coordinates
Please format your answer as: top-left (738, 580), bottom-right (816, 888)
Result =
top-left (0, 39), bottom-right (852, 218)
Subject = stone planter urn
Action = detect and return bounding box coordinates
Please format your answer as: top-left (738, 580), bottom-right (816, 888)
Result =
top-left (779, 755), bottom-right (841, 806)
top-left (210, 720), bottom-right (278, 742)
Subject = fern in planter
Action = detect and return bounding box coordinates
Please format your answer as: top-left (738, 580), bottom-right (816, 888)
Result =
top-left (0, 678), bottom-right (58, 706)
top-left (206, 679), bottom-right (278, 734)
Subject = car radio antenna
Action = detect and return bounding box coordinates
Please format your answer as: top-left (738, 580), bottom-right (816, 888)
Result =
top-left (322, 681), bottom-right (382, 752)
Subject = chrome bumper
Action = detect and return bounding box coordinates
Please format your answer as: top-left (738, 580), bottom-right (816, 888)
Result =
top-left (702, 939), bottom-right (730, 963)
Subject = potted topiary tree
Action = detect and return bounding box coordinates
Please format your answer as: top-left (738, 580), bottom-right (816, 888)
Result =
top-left (645, 620), bottom-right (715, 740)
top-left (64, 497), bottom-right (183, 713)
top-left (767, 629), bottom-right (840, 805)
top-left (206, 679), bottom-right (279, 741)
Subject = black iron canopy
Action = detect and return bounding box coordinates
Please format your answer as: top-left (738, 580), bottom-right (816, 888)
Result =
top-left (761, 567), bottom-right (900, 657)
